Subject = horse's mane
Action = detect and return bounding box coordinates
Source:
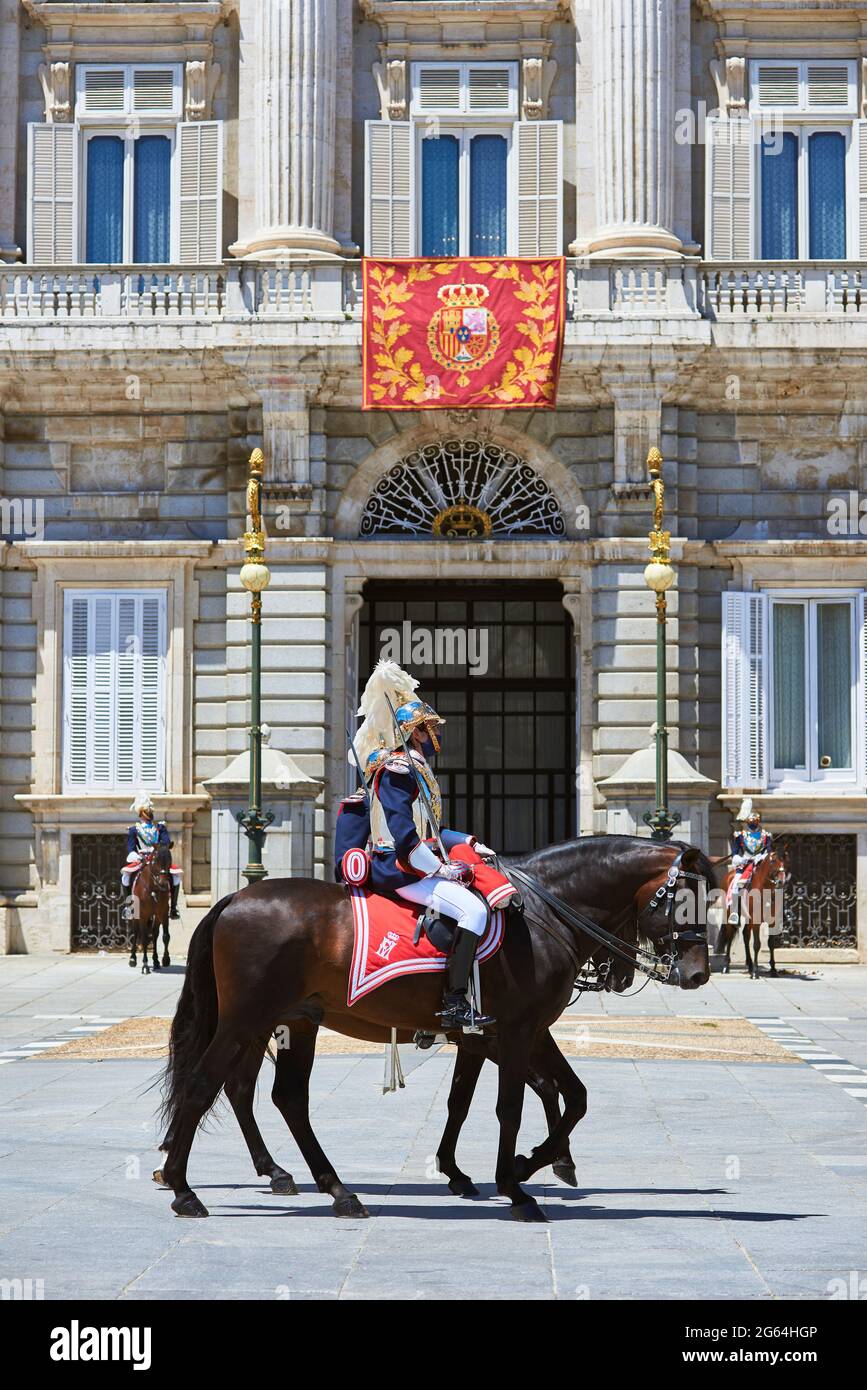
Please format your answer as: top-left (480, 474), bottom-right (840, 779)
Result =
top-left (513, 834), bottom-right (718, 895)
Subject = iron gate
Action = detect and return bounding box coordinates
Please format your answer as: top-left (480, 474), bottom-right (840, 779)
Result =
top-left (360, 583), bottom-right (575, 855)
top-left (71, 834), bottom-right (130, 951)
top-left (782, 833), bottom-right (857, 948)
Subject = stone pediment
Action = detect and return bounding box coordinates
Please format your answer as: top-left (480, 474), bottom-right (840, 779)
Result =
top-left (360, 0), bottom-right (567, 56)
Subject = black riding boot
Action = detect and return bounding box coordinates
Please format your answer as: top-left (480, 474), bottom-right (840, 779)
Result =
top-left (169, 881), bottom-right (180, 920)
top-left (436, 927), bottom-right (495, 1030)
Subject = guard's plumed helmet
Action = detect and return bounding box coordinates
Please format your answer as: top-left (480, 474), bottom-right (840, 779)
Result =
top-left (394, 698), bottom-right (444, 753)
top-left (131, 792), bottom-right (154, 816)
top-left (352, 660), bottom-right (444, 767)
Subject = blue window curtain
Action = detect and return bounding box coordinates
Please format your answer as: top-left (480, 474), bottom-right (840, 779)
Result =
top-left (86, 136), bottom-right (124, 264)
top-left (772, 603), bottom-right (807, 769)
top-left (470, 134), bottom-right (507, 256)
top-left (421, 135), bottom-right (459, 257)
top-left (808, 131), bottom-right (846, 259)
top-left (133, 136), bottom-right (172, 263)
top-left (761, 131), bottom-right (798, 259)
top-left (816, 603), bottom-right (852, 768)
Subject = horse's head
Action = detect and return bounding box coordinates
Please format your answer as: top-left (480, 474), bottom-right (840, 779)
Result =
top-left (634, 843), bottom-right (713, 991)
top-left (146, 844), bottom-right (173, 894)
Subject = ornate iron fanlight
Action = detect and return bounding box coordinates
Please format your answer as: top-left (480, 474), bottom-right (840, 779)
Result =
top-left (359, 440), bottom-right (566, 539)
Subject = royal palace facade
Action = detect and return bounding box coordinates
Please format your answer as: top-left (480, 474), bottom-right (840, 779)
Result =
top-left (0, 0), bottom-right (865, 959)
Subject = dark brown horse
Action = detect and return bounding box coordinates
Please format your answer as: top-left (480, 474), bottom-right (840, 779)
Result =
top-left (129, 845), bottom-right (172, 974)
top-left (153, 916), bottom-right (641, 1200)
top-left (159, 835), bottom-right (711, 1223)
top-left (718, 847), bottom-right (788, 979)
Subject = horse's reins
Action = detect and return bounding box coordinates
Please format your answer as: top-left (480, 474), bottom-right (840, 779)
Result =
top-left (505, 851), bottom-right (709, 986)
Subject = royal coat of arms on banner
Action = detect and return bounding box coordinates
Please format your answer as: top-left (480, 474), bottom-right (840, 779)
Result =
top-left (362, 257), bottom-right (565, 411)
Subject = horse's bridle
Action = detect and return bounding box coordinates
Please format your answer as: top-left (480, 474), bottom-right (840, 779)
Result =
top-left (507, 849), bottom-right (709, 988)
top-left (141, 850), bottom-right (171, 901)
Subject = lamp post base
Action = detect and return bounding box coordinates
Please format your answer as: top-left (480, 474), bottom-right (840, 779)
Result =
top-left (235, 808), bottom-right (275, 885)
top-left (643, 807), bottom-right (682, 842)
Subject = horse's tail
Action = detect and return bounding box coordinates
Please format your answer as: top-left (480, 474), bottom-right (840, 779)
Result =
top-left (159, 893), bottom-right (235, 1140)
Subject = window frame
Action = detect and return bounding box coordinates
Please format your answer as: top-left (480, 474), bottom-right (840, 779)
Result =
top-left (74, 63), bottom-right (184, 123)
top-left (79, 125), bottom-right (177, 264)
top-left (767, 590), bottom-right (859, 787)
top-left (748, 59), bottom-right (858, 116)
top-left (415, 123), bottom-right (515, 257)
top-left (755, 120), bottom-right (854, 261)
top-left (409, 61), bottom-right (519, 118)
top-left (62, 587), bottom-right (168, 794)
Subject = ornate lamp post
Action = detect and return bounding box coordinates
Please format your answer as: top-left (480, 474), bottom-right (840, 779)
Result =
top-left (642, 447), bottom-right (681, 842)
top-left (237, 448), bottom-right (274, 882)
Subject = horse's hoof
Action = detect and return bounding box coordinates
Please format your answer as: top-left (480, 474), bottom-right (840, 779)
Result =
top-left (511, 1201), bottom-right (548, 1224)
top-left (162, 956), bottom-right (171, 969)
top-left (153, 960), bottom-right (161, 971)
top-left (171, 1192), bottom-right (208, 1218)
top-left (553, 1160), bottom-right (578, 1188)
top-left (129, 960), bottom-right (136, 969)
top-left (333, 1193), bottom-right (368, 1219)
top-left (152, 1168), bottom-right (171, 1188)
top-left (721, 964), bottom-right (730, 975)
top-left (269, 1173), bottom-right (298, 1195)
top-left (447, 1176), bottom-right (480, 1198)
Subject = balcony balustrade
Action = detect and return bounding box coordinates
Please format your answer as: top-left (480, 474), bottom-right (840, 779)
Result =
top-left (1, 258), bottom-right (865, 324)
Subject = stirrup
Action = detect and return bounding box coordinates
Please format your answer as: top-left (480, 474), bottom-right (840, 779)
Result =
top-left (436, 995), bottom-right (495, 1030)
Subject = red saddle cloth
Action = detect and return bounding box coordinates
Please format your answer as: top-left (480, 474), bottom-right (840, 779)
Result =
top-left (346, 844), bottom-right (516, 1008)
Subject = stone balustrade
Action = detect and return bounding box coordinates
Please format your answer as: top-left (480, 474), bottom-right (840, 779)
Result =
top-left (1, 258), bottom-right (866, 324)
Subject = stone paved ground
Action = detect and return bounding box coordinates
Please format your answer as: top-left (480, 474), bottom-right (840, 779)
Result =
top-left (2, 955), bottom-right (867, 1300)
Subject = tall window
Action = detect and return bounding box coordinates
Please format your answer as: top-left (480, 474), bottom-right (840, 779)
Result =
top-left (63, 590), bottom-right (167, 792)
top-left (421, 130), bottom-right (508, 257)
top-left (85, 132), bottom-right (172, 263)
top-left (760, 128), bottom-right (848, 259)
top-left (771, 597), bottom-right (856, 780)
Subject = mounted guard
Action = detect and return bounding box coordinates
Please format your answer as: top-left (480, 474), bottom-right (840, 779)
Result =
top-left (336, 660), bottom-right (499, 1030)
top-left (726, 798), bottom-right (773, 926)
top-left (121, 793), bottom-right (182, 921)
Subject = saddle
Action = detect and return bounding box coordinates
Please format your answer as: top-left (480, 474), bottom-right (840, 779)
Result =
top-left (413, 906), bottom-right (459, 955)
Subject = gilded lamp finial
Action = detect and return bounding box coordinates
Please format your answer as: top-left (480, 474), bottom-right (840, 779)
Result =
top-left (241, 447), bottom-right (270, 620)
top-left (643, 446), bottom-right (675, 612)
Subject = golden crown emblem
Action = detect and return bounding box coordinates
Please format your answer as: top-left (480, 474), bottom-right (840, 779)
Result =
top-left (436, 281), bottom-right (490, 310)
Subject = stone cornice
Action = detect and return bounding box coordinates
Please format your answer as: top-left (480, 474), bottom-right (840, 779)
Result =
top-left (22, 1), bottom-right (229, 62)
top-left (699, 0), bottom-right (867, 47)
top-left (360, 0), bottom-right (567, 51)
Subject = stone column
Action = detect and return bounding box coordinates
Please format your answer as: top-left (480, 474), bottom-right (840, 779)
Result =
top-left (588, 0), bottom-right (682, 257)
top-left (231, 0), bottom-right (341, 259)
top-left (0, 0), bottom-right (22, 261)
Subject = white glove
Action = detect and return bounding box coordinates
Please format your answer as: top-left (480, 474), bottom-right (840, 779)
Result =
top-left (437, 860), bottom-right (472, 883)
top-left (473, 841), bottom-right (496, 859)
top-left (407, 840), bottom-right (443, 876)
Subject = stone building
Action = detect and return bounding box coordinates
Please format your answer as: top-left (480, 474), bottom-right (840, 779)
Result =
top-left (0, 0), bottom-right (864, 960)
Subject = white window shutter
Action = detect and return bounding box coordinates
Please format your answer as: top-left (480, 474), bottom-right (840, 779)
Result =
top-left (756, 65), bottom-right (799, 108)
top-left (27, 124), bottom-right (77, 263)
top-left (177, 121), bottom-right (223, 262)
top-left (365, 120), bottom-right (413, 257)
top-left (63, 590), bottom-right (166, 792)
top-left (133, 68), bottom-right (177, 115)
top-left (516, 120), bottom-right (562, 256)
top-left (468, 66), bottom-right (512, 113)
top-left (706, 116), bottom-right (752, 260)
top-left (416, 66), bottom-right (462, 113)
top-left (857, 122), bottom-right (867, 258)
top-left (82, 67), bottom-right (126, 115)
top-left (806, 64), bottom-right (850, 110)
top-left (722, 591), bottom-right (768, 789)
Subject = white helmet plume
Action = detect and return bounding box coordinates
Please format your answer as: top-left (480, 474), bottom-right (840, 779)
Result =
top-left (352, 659), bottom-right (419, 768)
top-left (736, 796), bottom-right (753, 822)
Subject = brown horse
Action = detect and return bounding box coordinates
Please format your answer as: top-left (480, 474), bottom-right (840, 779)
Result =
top-left (718, 847), bottom-right (788, 978)
top-left (153, 915), bottom-right (641, 1200)
top-left (129, 845), bottom-right (172, 974)
top-left (158, 835), bottom-right (711, 1223)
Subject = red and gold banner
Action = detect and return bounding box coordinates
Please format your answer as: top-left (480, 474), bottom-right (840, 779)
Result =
top-left (362, 257), bottom-right (565, 411)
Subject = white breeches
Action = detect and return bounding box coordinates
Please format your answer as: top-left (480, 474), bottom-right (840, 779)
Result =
top-left (395, 877), bottom-right (488, 938)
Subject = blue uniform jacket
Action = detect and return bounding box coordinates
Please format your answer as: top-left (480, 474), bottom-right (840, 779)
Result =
top-left (334, 770), bottom-right (470, 893)
top-left (127, 821), bottom-right (171, 855)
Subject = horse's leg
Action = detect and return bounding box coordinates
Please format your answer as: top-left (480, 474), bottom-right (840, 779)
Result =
top-left (527, 1059), bottom-right (577, 1188)
top-left (768, 932), bottom-right (778, 977)
top-left (436, 1045), bottom-right (486, 1198)
top-left (515, 1035), bottom-right (587, 1186)
top-left (752, 925), bottom-right (762, 978)
top-left (720, 921), bottom-right (732, 973)
top-left (161, 907), bottom-right (171, 969)
top-left (494, 1024), bottom-right (544, 1222)
top-left (270, 1027), bottom-right (368, 1219)
top-left (224, 1041), bottom-right (298, 1194)
top-left (128, 893), bottom-right (137, 968)
top-left (151, 912), bottom-right (160, 972)
top-left (161, 1024), bottom-right (245, 1218)
top-left (742, 923), bottom-right (754, 978)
